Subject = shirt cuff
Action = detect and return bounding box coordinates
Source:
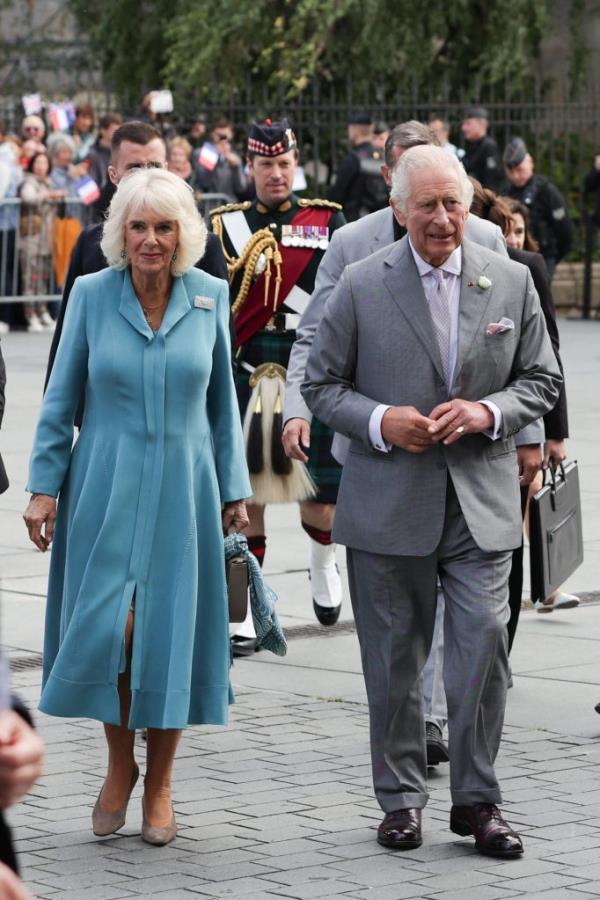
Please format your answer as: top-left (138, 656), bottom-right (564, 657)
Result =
top-left (369, 404), bottom-right (392, 452)
top-left (480, 400), bottom-right (503, 440)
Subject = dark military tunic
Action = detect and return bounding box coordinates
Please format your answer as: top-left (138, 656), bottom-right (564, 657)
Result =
top-left (212, 194), bottom-right (346, 503)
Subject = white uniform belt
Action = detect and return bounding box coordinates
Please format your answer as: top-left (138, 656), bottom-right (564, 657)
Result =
top-left (221, 210), bottom-right (253, 257)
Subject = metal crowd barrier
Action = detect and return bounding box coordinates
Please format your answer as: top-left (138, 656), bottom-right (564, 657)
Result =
top-left (0, 194), bottom-right (234, 305)
top-left (0, 197), bottom-right (93, 305)
top-left (197, 193), bottom-right (234, 218)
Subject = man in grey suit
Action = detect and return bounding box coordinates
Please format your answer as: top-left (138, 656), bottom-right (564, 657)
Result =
top-left (302, 145), bottom-right (561, 857)
top-left (283, 122), bottom-right (506, 437)
top-left (283, 121), bottom-right (509, 766)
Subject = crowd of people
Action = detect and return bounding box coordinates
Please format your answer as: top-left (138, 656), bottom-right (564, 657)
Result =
top-left (0, 104), bottom-right (590, 888)
top-left (0, 106), bottom-right (251, 336)
top-left (0, 100), bottom-right (591, 338)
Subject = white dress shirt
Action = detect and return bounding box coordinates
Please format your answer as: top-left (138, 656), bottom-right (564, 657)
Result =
top-left (369, 240), bottom-right (502, 452)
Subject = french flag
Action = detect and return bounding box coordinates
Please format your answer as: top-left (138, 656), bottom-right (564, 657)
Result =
top-left (75, 176), bottom-right (101, 205)
top-left (49, 103), bottom-right (70, 132)
top-left (198, 143), bottom-right (219, 171)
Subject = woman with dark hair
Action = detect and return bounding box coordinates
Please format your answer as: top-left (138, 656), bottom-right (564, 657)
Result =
top-left (470, 182), bottom-right (576, 645)
top-left (71, 103), bottom-right (96, 163)
top-left (503, 197), bottom-right (540, 253)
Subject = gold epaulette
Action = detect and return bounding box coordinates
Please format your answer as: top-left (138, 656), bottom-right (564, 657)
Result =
top-left (297, 198), bottom-right (343, 211)
top-left (209, 201), bottom-right (251, 218)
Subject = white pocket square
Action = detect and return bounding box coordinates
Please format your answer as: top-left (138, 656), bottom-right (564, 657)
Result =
top-left (486, 317), bottom-right (514, 335)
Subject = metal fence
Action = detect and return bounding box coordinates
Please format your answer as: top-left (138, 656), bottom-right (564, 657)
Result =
top-left (0, 193), bottom-right (231, 306)
top-left (0, 197), bottom-right (94, 306)
top-left (2, 87), bottom-right (599, 215)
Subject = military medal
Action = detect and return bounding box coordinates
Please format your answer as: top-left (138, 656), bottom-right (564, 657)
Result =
top-left (280, 224), bottom-right (330, 249)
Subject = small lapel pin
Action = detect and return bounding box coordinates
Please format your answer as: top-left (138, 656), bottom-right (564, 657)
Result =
top-left (194, 295), bottom-right (214, 310)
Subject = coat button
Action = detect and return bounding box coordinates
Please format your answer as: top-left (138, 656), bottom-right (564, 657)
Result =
top-left (436, 461), bottom-right (446, 470)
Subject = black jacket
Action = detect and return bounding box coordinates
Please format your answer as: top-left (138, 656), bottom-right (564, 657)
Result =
top-left (507, 247), bottom-right (568, 439)
top-left (44, 226), bottom-right (229, 407)
top-left (505, 175), bottom-right (573, 264)
top-left (462, 135), bottom-right (502, 191)
top-left (327, 142), bottom-right (387, 222)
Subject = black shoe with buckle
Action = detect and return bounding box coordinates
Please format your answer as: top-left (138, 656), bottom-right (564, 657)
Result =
top-left (426, 722), bottom-right (450, 766)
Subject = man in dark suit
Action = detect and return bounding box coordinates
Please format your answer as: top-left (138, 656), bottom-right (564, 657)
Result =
top-left (45, 121), bottom-right (228, 395)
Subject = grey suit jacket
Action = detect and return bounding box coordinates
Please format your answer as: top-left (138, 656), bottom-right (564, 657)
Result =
top-left (301, 237), bottom-right (562, 556)
top-left (284, 207), bottom-right (507, 423)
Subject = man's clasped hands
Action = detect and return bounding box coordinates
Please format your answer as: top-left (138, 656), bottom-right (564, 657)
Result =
top-left (381, 398), bottom-right (494, 454)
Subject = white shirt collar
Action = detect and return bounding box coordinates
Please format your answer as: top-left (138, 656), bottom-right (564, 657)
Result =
top-left (408, 238), bottom-right (462, 278)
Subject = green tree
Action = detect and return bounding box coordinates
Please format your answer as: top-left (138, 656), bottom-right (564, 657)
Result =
top-left (67, 0), bottom-right (550, 106)
top-left (164, 0), bottom-right (549, 102)
top-left (68, 0), bottom-right (182, 110)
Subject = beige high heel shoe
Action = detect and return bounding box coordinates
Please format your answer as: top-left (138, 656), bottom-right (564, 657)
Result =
top-left (92, 763), bottom-right (140, 836)
top-left (141, 794), bottom-right (177, 846)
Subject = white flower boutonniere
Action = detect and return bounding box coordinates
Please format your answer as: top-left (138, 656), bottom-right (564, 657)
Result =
top-left (477, 275), bottom-right (492, 290)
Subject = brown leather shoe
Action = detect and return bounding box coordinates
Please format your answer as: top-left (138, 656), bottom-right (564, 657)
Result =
top-left (377, 808), bottom-right (422, 849)
top-left (450, 803), bottom-right (523, 858)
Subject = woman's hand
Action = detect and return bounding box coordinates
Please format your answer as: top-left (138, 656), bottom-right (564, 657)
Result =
top-left (222, 500), bottom-right (249, 534)
top-left (23, 494), bottom-right (57, 551)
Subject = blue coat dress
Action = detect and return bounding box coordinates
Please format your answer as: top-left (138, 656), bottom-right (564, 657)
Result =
top-left (27, 265), bottom-right (251, 729)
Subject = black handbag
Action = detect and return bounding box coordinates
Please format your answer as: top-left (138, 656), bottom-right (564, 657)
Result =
top-left (227, 554), bottom-right (249, 623)
top-left (224, 529), bottom-right (249, 623)
top-left (529, 460), bottom-right (583, 603)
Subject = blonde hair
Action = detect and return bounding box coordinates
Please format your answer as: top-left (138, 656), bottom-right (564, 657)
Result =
top-left (168, 136), bottom-right (192, 160)
top-left (390, 144), bottom-right (474, 214)
top-left (100, 168), bottom-right (207, 276)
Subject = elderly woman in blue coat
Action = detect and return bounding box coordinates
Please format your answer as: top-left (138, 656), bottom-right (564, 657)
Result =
top-left (23, 168), bottom-right (251, 846)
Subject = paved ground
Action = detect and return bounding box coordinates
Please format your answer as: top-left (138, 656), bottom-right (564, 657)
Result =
top-left (1, 320), bottom-right (600, 899)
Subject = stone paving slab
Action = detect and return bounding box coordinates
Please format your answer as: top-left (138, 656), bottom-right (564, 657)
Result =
top-left (3, 672), bottom-right (599, 899)
top-left (2, 319), bottom-right (600, 898)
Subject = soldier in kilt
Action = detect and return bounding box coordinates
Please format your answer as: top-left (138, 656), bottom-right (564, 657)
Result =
top-left (211, 119), bottom-right (346, 654)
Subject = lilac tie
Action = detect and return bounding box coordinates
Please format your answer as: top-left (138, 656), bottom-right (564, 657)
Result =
top-left (429, 269), bottom-right (451, 385)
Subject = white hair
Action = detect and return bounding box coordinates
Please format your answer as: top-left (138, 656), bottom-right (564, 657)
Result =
top-left (47, 132), bottom-right (76, 160)
top-left (101, 168), bottom-right (207, 276)
top-left (390, 145), bottom-right (474, 214)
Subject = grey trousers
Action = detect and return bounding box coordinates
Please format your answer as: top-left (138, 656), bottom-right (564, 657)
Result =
top-left (423, 587), bottom-right (447, 731)
top-left (347, 483), bottom-right (512, 812)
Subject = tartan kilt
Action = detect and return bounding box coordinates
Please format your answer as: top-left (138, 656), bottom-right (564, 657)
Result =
top-left (235, 330), bottom-right (341, 504)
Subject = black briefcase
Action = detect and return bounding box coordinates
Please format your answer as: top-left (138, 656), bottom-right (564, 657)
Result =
top-left (529, 461), bottom-right (583, 603)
